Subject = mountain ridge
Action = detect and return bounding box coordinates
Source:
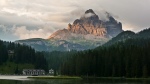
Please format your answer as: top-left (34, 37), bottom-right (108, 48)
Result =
top-left (15, 9), bottom-right (123, 51)
top-left (103, 28), bottom-right (150, 46)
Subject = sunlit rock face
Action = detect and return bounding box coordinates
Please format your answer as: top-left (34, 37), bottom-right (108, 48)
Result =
top-left (67, 9), bottom-right (107, 37)
top-left (50, 9), bottom-right (123, 40)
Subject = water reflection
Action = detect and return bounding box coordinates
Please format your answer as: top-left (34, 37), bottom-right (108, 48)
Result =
top-left (0, 79), bottom-right (150, 84)
top-left (0, 79), bottom-right (81, 84)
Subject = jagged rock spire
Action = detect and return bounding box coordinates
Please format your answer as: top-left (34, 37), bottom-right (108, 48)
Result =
top-left (85, 9), bottom-right (96, 14)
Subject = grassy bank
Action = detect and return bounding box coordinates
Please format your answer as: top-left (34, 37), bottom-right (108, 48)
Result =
top-left (28, 76), bottom-right (150, 80)
top-left (125, 78), bottom-right (150, 80)
top-left (0, 62), bottom-right (34, 74)
top-left (82, 77), bottom-right (150, 80)
top-left (83, 77), bottom-right (123, 79)
top-left (28, 76), bottom-right (82, 79)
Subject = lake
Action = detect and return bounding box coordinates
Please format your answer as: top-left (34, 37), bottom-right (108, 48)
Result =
top-left (0, 76), bottom-right (150, 84)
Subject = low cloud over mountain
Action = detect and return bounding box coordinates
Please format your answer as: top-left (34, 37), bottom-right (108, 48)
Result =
top-left (0, 0), bottom-right (150, 41)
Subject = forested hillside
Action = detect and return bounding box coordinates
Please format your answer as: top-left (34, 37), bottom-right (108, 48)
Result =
top-left (0, 40), bottom-right (48, 74)
top-left (60, 38), bottom-right (150, 78)
top-left (104, 28), bottom-right (150, 46)
top-left (45, 28), bottom-right (150, 78)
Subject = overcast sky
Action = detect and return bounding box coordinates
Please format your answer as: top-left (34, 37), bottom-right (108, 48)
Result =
top-left (0, 0), bottom-right (150, 41)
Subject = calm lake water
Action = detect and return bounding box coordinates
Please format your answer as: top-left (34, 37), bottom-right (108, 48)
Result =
top-left (0, 76), bottom-right (150, 84)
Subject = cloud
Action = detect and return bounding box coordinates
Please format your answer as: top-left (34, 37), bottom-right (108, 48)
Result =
top-left (70, 0), bottom-right (150, 31)
top-left (84, 13), bottom-right (95, 18)
top-left (0, 1), bottom-right (7, 6)
top-left (95, 10), bottom-right (110, 22)
top-left (0, 25), bottom-right (17, 41)
top-left (70, 8), bottom-right (84, 17)
top-left (13, 25), bottom-right (56, 39)
top-left (0, 24), bottom-right (59, 41)
top-left (0, 0), bottom-right (150, 41)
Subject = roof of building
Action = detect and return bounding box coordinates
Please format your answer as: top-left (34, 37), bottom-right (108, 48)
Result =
top-left (8, 50), bottom-right (14, 54)
top-left (23, 69), bottom-right (45, 72)
top-left (49, 69), bottom-right (54, 71)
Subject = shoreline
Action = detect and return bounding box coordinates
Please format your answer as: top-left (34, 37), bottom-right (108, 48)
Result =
top-left (28, 76), bottom-right (150, 80)
top-left (0, 75), bottom-right (150, 80)
top-left (0, 75), bottom-right (29, 80)
top-left (28, 76), bottom-right (82, 79)
top-left (82, 77), bottom-right (150, 80)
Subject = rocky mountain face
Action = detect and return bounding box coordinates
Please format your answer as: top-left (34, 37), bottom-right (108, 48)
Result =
top-left (70, 9), bottom-right (123, 37)
top-left (49, 9), bottom-right (123, 39)
top-left (16, 9), bottom-right (123, 51)
top-left (68, 9), bottom-right (107, 37)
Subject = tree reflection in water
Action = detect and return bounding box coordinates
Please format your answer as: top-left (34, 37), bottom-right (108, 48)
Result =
top-left (0, 79), bottom-right (150, 84)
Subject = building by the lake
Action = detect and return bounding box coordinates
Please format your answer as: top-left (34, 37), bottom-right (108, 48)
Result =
top-left (49, 69), bottom-right (54, 76)
top-left (8, 50), bottom-right (14, 57)
top-left (22, 69), bottom-right (45, 75)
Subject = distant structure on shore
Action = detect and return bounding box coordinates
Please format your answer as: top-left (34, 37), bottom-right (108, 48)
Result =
top-left (49, 69), bottom-right (54, 76)
top-left (8, 50), bottom-right (14, 58)
top-left (22, 69), bottom-right (55, 76)
top-left (22, 69), bottom-right (45, 75)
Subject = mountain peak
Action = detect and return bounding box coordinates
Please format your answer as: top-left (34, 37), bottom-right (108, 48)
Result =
top-left (50, 9), bottom-right (123, 38)
top-left (85, 9), bottom-right (95, 14)
top-left (16, 9), bottom-right (124, 52)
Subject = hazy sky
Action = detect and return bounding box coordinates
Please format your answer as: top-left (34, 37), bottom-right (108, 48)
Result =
top-left (0, 0), bottom-right (150, 41)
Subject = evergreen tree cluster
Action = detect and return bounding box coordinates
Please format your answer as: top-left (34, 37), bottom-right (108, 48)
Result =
top-left (0, 40), bottom-right (48, 73)
top-left (44, 51), bottom-right (77, 74)
top-left (0, 40), bottom-right (8, 64)
top-left (60, 38), bottom-right (150, 78)
top-left (44, 28), bottom-right (150, 78)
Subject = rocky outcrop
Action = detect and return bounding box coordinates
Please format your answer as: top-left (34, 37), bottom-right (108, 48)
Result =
top-left (105, 15), bottom-right (123, 37)
top-left (67, 9), bottom-right (107, 37)
top-left (66, 9), bottom-right (123, 38)
top-left (49, 29), bottom-right (71, 40)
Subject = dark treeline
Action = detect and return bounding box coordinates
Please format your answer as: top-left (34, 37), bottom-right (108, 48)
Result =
top-left (0, 40), bottom-right (48, 73)
top-left (44, 51), bottom-right (77, 74)
top-left (43, 28), bottom-right (150, 77)
top-left (60, 38), bottom-right (150, 78)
